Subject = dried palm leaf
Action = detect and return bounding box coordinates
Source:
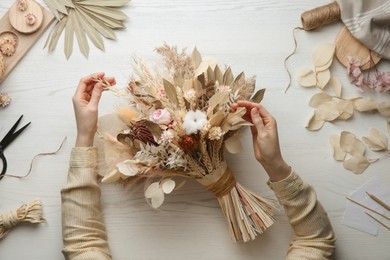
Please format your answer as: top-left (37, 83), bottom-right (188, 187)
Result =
top-left (44, 0), bottom-right (129, 58)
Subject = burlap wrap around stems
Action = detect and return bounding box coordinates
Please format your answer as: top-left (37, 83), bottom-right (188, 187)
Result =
top-left (197, 162), bottom-right (276, 242)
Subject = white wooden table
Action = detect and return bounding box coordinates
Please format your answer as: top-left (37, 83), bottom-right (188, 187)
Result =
top-left (0, 0), bottom-right (389, 259)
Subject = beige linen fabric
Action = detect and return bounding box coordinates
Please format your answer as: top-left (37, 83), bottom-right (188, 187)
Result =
top-left (61, 147), bottom-right (335, 259)
top-left (337, 0), bottom-right (390, 59)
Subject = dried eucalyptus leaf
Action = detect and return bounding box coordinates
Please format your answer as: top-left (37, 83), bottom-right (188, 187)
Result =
top-left (327, 77), bottom-right (342, 98)
top-left (340, 131), bottom-right (365, 156)
top-left (225, 135), bottom-right (242, 154)
top-left (362, 128), bottom-right (388, 151)
top-left (250, 89), bottom-right (265, 103)
top-left (316, 101), bottom-right (341, 121)
top-left (191, 47), bottom-right (202, 69)
top-left (377, 101), bottom-right (390, 117)
top-left (312, 43), bottom-right (336, 68)
top-left (297, 67), bottom-right (316, 87)
top-left (309, 92), bottom-right (332, 108)
top-left (316, 69), bottom-right (331, 89)
top-left (343, 155), bottom-right (370, 174)
top-left (352, 98), bottom-right (378, 112)
top-left (330, 134), bottom-right (347, 161)
top-left (214, 65), bottom-right (223, 84)
top-left (337, 100), bottom-right (354, 120)
top-left (306, 112), bottom-right (325, 131)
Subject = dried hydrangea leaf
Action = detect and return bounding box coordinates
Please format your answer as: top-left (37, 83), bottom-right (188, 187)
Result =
top-left (327, 77), bottom-right (342, 98)
top-left (312, 43), bottom-right (336, 68)
top-left (316, 69), bottom-right (331, 89)
top-left (377, 101), bottom-right (390, 117)
top-left (362, 128), bottom-right (388, 151)
top-left (316, 101), bottom-right (341, 121)
top-left (343, 155), bottom-right (370, 174)
top-left (340, 131), bottom-right (365, 156)
top-left (306, 112), bottom-right (325, 131)
top-left (224, 135), bottom-right (242, 154)
top-left (330, 134), bottom-right (347, 161)
top-left (337, 100), bottom-right (354, 120)
top-left (161, 179), bottom-right (175, 194)
top-left (352, 98), bottom-right (377, 112)
top-left (297, 67), bottom-right (316, 87)
top-left (309, 92), bottom-right (332, 108)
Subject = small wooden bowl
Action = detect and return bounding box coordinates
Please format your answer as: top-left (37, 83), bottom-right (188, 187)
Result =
top-left (335, 26), bottom-right (381, 70)
top-left (8, 0), bottom-right (43, 34)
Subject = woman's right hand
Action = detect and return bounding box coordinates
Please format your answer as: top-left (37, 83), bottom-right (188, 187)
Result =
top-left (232, 101), bottom-right (291, 181)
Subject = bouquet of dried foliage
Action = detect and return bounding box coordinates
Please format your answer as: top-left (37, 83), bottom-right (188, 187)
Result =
top-left (97, 44), bottom-right (276, 242)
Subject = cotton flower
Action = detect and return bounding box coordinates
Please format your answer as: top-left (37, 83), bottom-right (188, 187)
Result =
top-left (149, 108), bottom-right (172, 125)
top-left (183, 110), bottom-right (208, 134)
top-left (160, 130), bottom-right (174, 143)
top-left (208, 126), bottom-right (224, 140)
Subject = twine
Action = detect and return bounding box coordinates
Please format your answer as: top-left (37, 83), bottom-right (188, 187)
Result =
top-left (301, 2), bottom-right (341, 31)
top-left (206, 168), bottom-right (236, 198)
top-left (0, 200), bottom-right (45, 239)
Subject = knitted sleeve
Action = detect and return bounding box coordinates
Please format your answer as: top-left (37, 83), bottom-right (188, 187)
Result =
top-left (61, 147), bottom-right (112, 260)
top-left (268, 170), bottom-right (336, 260)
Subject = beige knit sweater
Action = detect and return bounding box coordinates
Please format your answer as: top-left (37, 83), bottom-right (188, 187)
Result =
top-left (61, 147), bottom-right (336, 259)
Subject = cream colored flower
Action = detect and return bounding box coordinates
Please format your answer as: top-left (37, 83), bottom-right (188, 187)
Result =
top-left (208, 126), bottom-right (224, 140)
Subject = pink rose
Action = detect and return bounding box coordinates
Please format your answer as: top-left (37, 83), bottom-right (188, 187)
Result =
top-left (149, 109), bottom-right (172, 125)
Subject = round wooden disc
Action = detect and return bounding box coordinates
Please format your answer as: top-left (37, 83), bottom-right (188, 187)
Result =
top-left (8, 0), bottom-right (44, 34)
top-left (335, 26), bottom-right (381, 70)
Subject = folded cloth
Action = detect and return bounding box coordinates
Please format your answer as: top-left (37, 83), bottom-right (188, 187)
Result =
top-left (336, 0), bottom-right (390, 60)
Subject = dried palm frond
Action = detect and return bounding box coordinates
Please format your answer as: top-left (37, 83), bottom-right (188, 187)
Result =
top-left (44, 0), bottom-right (129, 59)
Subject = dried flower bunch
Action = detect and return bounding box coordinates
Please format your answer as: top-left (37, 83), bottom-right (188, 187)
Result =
top-left (297, 42), bottom-right (390, 174)
top-left (0, 32), bottom-right (18, 57)
top-left (44, 0), bottom-right (129, 59)
top-left (98, 44), bottom-right (276, 242)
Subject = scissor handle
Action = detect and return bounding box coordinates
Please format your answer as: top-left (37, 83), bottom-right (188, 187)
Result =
top-left (0, 148), bottom-right (7, 181)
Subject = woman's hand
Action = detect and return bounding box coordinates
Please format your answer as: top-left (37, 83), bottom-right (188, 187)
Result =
top-left (72, 72), bottom-right (115, 147)
top-left (232, 101), bottom-right (290, 181)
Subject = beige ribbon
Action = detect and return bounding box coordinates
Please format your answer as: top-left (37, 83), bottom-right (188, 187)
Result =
top-left (0, 200), bottom-right (45, 239)
top-left (206, 167), bottom-right (237, 198)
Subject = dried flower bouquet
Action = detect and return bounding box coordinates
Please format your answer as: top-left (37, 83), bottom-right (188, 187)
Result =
top-left (98, 44), bottom-right (276, 242)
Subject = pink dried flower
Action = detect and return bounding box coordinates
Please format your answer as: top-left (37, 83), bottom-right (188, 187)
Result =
top-left (0, 92), bottom-right (11, 107)
top-left (375, 72), bottom-right (390, 92)
top-left (149, 109), bottom-right (172, 125)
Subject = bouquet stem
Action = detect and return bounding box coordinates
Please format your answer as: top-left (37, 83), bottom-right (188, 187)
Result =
top-left (198, 163), bottom-right (277, 242)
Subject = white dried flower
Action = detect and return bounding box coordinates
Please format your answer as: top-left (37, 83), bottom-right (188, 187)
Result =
top-left (208, 126), bottom-right (224, 140)
top-left (216, 84), bottom-right (232, 93)
top-left (183, 89), bottom-right (196, 101)
top-left (183, 110), bottom-right (207, 135)
top-left (0, 93), bottom-right (11, 107)
top-left (160, 130), bottom-right (174, 143)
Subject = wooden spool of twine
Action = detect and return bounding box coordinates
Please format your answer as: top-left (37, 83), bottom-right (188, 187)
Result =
top-left (206, 168), bottom-right (237, 198)
top-left (301, 1), bottom-right (341, 31)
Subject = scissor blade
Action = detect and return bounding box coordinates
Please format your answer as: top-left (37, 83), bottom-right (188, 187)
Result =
top-left (0, 116), bottom-right (31, 149)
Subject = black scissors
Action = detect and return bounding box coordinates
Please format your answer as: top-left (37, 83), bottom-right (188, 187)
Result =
top-left (0, 115), bottom-right (31, 180)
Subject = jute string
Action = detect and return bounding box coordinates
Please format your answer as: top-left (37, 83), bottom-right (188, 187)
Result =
top-left (301, 2), bottom-right (341, 31)
top-left (206, 168), bottom-right (236, 198)
top-left (0, 200), bottom-right (45, 239)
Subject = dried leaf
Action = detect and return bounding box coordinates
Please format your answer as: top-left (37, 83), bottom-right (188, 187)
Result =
top-left (80, 5), bottom-right (128, 20)
top-left (297, 67), bottom-right (316, 87)
top-left (44, 0), bottom-right (68, 18)
top-left (207, 67), bottom-right (215, 83)
top-left (76, 6), bottom-right (116, 39)
top-left (47, 16), bottom-right (68, 52)
top-left (214, 65), bottom-right (223, 84)
top-left (362, 128), bottom-right (388, 151)
top-left (316, 69), bottom-right (331, 89)
top-left (209, 108), bottom-right (226, 126)
top-left (163, 79), bottom-right (178, 106)
top-left (79, 5), bottom-right (126, 28)
top-left (250, 89), bottom-right (265, 103)
top-left (337, 100), bottom-right (354, 120)
top-left (312, 43), bottom-right (335, 68)
top-left (76, 8), bottom-right (105, 50)
top-left (306, 112), bottom-right (325, 131)
top-left (377, 101), bottom-right (390, 117)
top-left (71, 10), bottom-right (89, 58)
top-left (195, 57), bottom-right (217, 77)
top-left (387, 118), bottom-right (390, 135)
top-left (223, 67), bottom-right (234, 86)
top-left (309, 92), bottom-right (332, 108)
top-left (352, 98), bottom-right (377, 112)
top-left (101, 169), bottom-right (121, 183)
top-left (208, 92), bottom-right (229, 114)
top-left (329, 134), bottom-right (346, 161)
top-left (191, 47), bottom-right (202, 69)
top-left (343, 155), bottom-right (370, 174)
top-left (316, 101), bottom-right (341, 121)
top-left (161, 179), bottom-right (175, 194)
top-left (315, 58), bottom-right (333, 72)
top-left (78, 0), bottom-right (130, 7)
top-left (144, 121), bottom-right (162, 140)
top-left (340, 131), bottom-right (365, 156)
top-left (225, 135), bottom-right (242, 154)
top-left (327, 77), bottom-right (342, 97)
top-left (221, 107), bottom-right (246, 132)
top-left (64, 13), bottom-right (75, 59)
top-left (145, 182), bottom-right (160, 198)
